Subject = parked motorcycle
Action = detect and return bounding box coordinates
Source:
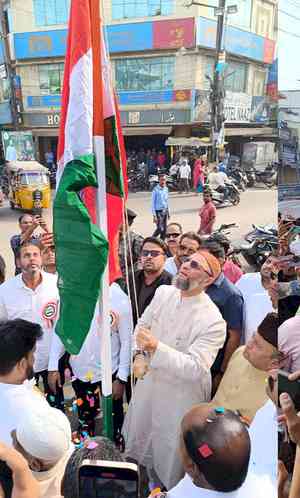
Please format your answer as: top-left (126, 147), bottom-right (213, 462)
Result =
top-left (231, 223), bottom-right (278, 268)
top-left (254, 164), bottom-right (277, 188)
top-left (244, 164), bottom-right (256, 188)
top-left (210, 180), bottom-right (241, 207)
top-left (148, 174), bottom-right (179, 192)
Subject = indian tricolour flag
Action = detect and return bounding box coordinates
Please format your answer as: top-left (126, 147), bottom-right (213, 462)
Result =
top-left (54, 0), bottom-right (126, 436)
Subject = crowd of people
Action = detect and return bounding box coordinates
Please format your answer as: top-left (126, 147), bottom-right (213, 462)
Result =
top-left (0, 190), bottom-right (293, 498)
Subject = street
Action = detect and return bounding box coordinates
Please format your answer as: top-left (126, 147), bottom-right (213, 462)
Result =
top-left (0, 188), bottom-right (276, 278)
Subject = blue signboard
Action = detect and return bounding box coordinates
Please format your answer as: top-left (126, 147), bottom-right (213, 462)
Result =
top-left (0, 102), bottom-right (13, 125)
top-left (196, 17), bottom-right (265, 62)
top-left (118, 90), bottom-right (174, 105)
top-left (14, 29), bottom-right (67, 59)
top-left (106, 22), bottom-right (152, 53)
top-left (27, 95), bottom-right (62, 108)
top-left (268, 58), bottom-right (277, 84)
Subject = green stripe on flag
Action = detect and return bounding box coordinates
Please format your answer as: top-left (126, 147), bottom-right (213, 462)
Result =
top-left (104, 116), bottom-right (124, 197)
top-left (54, 154), bottom-right (109, 354)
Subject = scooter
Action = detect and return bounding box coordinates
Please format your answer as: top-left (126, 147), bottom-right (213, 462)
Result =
top-left (231, 224), bottom-right (278, 268)
top-left (211, 180), bottom-right (241, 207)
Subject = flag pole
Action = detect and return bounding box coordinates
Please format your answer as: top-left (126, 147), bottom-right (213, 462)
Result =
top-left (91, 0), bottom-right (113, 440)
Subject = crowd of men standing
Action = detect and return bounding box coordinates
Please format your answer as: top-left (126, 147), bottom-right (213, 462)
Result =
top-left (0, 197), bottom-right (281, 497)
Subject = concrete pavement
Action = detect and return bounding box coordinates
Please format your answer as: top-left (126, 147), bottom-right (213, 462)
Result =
top-left (0, 188), bottom-right (277, 278)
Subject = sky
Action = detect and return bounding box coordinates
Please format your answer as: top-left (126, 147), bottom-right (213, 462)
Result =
top-left (279, 0), bottom-right (300, 90)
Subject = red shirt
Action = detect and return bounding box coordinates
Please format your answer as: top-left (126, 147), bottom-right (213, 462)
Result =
top-left (223, 259), bottom-right (243, 284)
top-left (199, 201), bottom-right (216, 234)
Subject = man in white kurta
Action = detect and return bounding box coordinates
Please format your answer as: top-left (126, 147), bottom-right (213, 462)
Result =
top-left (123, 251), bottom-right (226, 490)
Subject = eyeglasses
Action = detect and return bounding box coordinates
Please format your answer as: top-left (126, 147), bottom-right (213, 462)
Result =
top-left (183, 257), bottom-right (213, 277)
top-left (141, 249), bottom-right (164, 258)
top-left (166, 233), bottom-right (181, 239)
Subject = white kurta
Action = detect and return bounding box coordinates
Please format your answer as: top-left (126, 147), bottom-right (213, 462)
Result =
top-left (123, 285), bottom-right (226, 490)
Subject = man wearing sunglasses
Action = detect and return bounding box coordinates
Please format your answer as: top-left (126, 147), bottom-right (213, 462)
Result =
top-left (165, 231), bottom-right (202, 277)
top-left (165, 222), bottom-right (183, 257)
top-left (123, 250), bottom-right (226, 491)
top-left (128, 237), bottom-right (173, 327)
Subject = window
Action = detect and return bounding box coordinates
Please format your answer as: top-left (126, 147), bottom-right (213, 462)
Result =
top-left (112, 0), bottom-right (174, 20)
top-left (39, 64), bottom-right (64, 95)
top-left (33, 0), bottom-right (70, 26)
top-left (253, 70), bottom-right (266, 96)
top-left (115, 57), bottom-right (175, 91)
top-left (206, 58), bottom-right (248, 93)
top-left (0, 78), bottom-right (10, 102)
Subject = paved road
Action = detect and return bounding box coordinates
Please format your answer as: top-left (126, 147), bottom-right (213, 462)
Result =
top-left (0, 188), bottom-right (277, 278)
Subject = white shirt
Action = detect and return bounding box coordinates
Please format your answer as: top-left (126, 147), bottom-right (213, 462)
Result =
top-left (168, 469), bottom-right (276, 498)
top-left (49, 283), bottom-right (132, 383)
top-left (179, 164), bottom-right (191, 179)
top-left (33, 446), bottom-right (74, 498)
top-left (249, 400), bottom-right (277, 484)
top-left (0, 380), bottom-right (48, 446)
top-left (0, 272), bottom-right (59, 372)
top-left (164, 257), bottom-right (178, 276)
top-left (208, 171), bottom-right (228, 189)
top-left (236, 273), bottom-right (273, 343)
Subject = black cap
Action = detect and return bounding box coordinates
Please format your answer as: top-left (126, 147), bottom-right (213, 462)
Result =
top-left (127, 208), bottom-right (137, 220)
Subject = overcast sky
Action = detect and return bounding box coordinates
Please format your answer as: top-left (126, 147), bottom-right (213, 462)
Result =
top-left (279, 0), bottom-right (300, 90)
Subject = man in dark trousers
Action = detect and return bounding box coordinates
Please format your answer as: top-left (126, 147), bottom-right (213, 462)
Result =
top-left (128, 237), bottom-right (172, 327)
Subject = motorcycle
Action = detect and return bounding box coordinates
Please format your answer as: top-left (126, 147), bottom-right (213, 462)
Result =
top-left (148, 174), bottom-right (179, 192)
top-left (244, 164), bottom-right (256, 188)
top-left (201, 223), bottom-right (243, 269)
top-left (210, 180), bottom-right (241, 207)
top-left (231, 224), bottom-right (278, 268)
top-left (227, 167), bottom-right (248, 192)
top-left (254, 164), bottom-right (277, 188)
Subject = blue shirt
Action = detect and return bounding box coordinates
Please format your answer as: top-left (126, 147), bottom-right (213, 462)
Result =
top-left (151, 185), bottom-right (169, 215)
top-left (206, 272), bottom-right (244, 374)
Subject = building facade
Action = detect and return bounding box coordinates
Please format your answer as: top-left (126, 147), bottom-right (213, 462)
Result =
top-left (0, 0), bottom-right (277, 161)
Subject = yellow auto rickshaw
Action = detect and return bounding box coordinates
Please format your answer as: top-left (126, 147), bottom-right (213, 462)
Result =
top-left (6, 161), bottom-right (51, 212)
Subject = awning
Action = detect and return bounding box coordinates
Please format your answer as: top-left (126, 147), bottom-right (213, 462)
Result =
top-left (225, 127), bottom-right (277, 137)
top-left (165, 137), bottom-right (212, 147)
top-left (122, 126), bottom-right (172, 136)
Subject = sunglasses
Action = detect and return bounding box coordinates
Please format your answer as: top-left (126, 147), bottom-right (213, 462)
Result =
top-left (141, 249), bottom-right (164, 258)
top-left (183, 257), bottom-right (213, 277)
top-left (166, 233), bottom-right (181, 239)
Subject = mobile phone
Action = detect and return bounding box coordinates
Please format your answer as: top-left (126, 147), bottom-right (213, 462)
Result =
top-left (79, 460), bottom-right (139, 498)
top-left (278, 369), bottom-right (300, 411)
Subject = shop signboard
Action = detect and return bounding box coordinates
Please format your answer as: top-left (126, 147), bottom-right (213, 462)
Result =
top-left (23, 112), bottom-right (61, 127)
top-left (121, 108), bottom-right (190, 126)
top-left (196, 17), bottom-right (275, 63)
top-left (224, 92), bottom-right (252, 123)
top-left (2, 131), bottom-right (35, 161)
top-left (118, 89), bottom-right (191, 105)
top-left (153, 18), bottom-right (195, 49)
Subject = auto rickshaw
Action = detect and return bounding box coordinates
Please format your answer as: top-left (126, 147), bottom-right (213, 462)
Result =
top-left (6, 161), bottom-right (51, 212)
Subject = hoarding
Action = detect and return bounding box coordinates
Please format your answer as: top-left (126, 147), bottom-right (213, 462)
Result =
top-left (2, 131), bottom-right (35, 161)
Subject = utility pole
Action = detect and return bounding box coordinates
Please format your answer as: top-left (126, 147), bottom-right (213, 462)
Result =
top-left (0, 1), bottom-right (20, 129)
top-left (210, 0), bottom-right (226, 161)
top-left (188, 1), bottom-right (238, 160)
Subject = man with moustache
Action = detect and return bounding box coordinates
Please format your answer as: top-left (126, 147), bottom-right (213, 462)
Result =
top-left (0, 319), bottom-right (48, 446)
top-left (123, 250), bottom-right (226, 491)
top-left (164, 231), bottom-right (202, 277)
top-left (0, 241), bottom-right (61, 408)
top-left (128, 237), bottom-right (172, 327)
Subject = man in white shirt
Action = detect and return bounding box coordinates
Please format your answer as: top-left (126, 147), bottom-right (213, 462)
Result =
top-left (164, 232), bottom-right (202, 277)
top-left (178, 160), bottom-right (191, 193)
top-left (0, 241), bottom-right (61, 408)
top-left (236, 272), bottom-right (273, 343)
top-left (208, 165), bottom-right (229, 201)
top-left (0, 319), bottom-right (48, 446)
top-left (123, 250), bottom-right (226, 490)
top-left (48, 282), bottom-right (132, 444)
top-left (163, 404), bottom-right (276, 498)
top-left (13, 407), bottom-right (74, 498)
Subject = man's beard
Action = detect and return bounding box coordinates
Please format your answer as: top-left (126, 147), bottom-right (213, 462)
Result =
top-left (173, 275), bottom-right (200, 292)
